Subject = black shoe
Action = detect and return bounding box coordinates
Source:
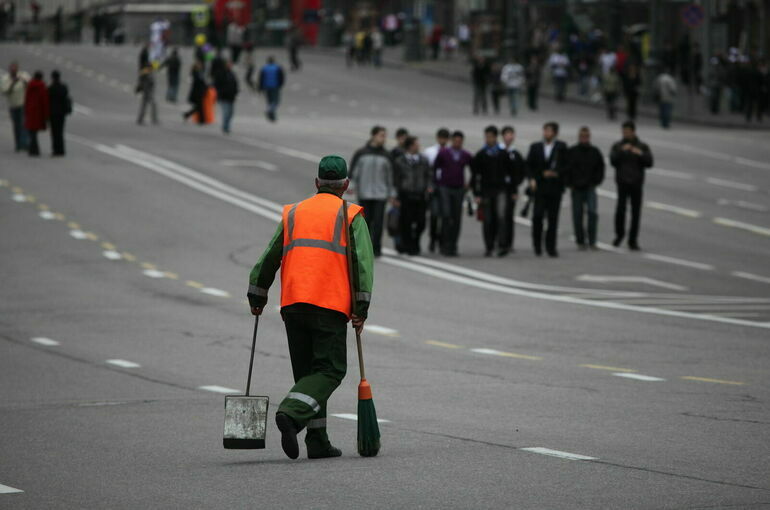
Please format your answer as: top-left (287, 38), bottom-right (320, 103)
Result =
top-left (484, 250), bottom-right (493, 257)
top-left (628, 243), bottom-right (641, 251)
top-left (612, 237), bottom-right (623, 247)
top-left (547, 250), bottom-right (559, 258)
top-left (275, 413), bottom-right (300, 460)
top-left (497, 249), bottom-right (510, 257)
top-left (588, 244), bottom-right (599, 251)
top-left (577, 243), bottom-right (587, 251)
top-left (308, 445), bottom-right (342, 459)
top-left (534, 248), bottom-right (542, 257)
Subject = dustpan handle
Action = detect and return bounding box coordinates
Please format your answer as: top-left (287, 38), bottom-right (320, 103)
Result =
top-left (245, 316), bottom-right (259, 396)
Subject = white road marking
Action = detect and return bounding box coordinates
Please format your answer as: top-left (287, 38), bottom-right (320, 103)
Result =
top-left (219, 159), bottom-right (278, 171)
top-left (734, 156), bottom-right (770, 170)
top-left (365, 325), bottom-right (399, 337)
top-left (648, 168), bottom-right (694, 180)
top-left (106, 359), bottom-right (141, 368)
top-left (70, 134), bottom-right (770, 331)
top-left (142, 269), bottom-right (167, 278)
top-left (230, 137), bottom-right (319, 163)
top-left (0, 483), bottom-right (23, 494)
top-left (713, 217), bottom-right (770, 237)
top-left (576, 275), bottom-right (687, 291)
top-left (11, 193), bottom-right (27, 202)
top-left (331, 413), bottom-right (391, 424)
top-left (645, 201), bottom-right (701, 218)
top-left (717, 199), bottom-right (768, 212)
top-left (613, 372), bottom-right (665, 382)
top-left (73, 103), bottom-right (93, 116)
top-left (200, 287), bottom-right (231, 298)
top-left (731, 271), bottom-right (770, 285)
top-left (642, 253), bottom-right (715, 271)
top-left (705, 177), bottom-right (758, 192)
top-left (31, 337), bottom-right (60, 346)
top-left (102, 250), bottom-right (123, 260)
top-left (69, 229), bottom-right (88, 240)
top-left (469, 348), bottom-right (541, 360)
top-left (199, 385), bottom-right (240, 394)
top-left (521, 447), bottom-right (597, 461)
top-left (39, 210), bottom-right (57, 220)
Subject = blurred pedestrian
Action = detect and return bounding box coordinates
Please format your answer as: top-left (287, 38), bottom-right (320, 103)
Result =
top-left (183, 61), bottom-right (206, 124)
top-left (599, 47), bottom-right (617, 76)
top-left (349, 126), bottom-right (395, 257)
top-left (393, 136), bottom-right (431, 255)
top-left (566, 127), bottom-right (604, 250)
top-left (135, 65), bottom-right (158, 125)
top-left (23, 71), bottom-right (48, 156)
top-left (47, 70), bottom-right (71, 156)
top-left (138, 43), bottom-right (149, 70)
top-left (602, 67), bottom-right (620, 120)
top-left (370, 28), bottom-right (383, 67)
top-left (209, 48), bottom-right (226, 83)
top-left (758, 59), bottom-right (769, 122)
top-left (423, 128), bottom-right (451, 253)
top-left (430, 25), bottom-right (443, 60)
top-left (288, 25), bottom-right (302, 71)
top-left (525, 55), bottom-right (541, 111)
top-left (610, 121), bottom-right (653, 251)
top-left (149, 17), bottom-right (170, 63)
top-left (499, 125), bottom-right (526, 250)
top-left (214, 60), bottom-right (238, 134)
top-left (654, 68), bottom-right (677, 129)
top-left (471, 126), bottom-right (516, 257)
top-left (258, 56), bottom-right (284, 122)
top-left (471, 56), bottom-right (490, 115)
top-left (244, 47), bottom-right (256, 90)
top-left (500, 57), bottom-right (525, 116)
top-left (227, 22), bottom-right (244, 63)
top-left (161, 47), bottom-right (181, 103)
top-left (622, 63), bottom-right (641, 120)
top-left (1, 61), bottom-right (30, 152)
top-left (343, 30), bottom-right (355, 68)
top-left (548, 45), bottom-right (570, 102)
top-left (433, 130), bottom-right (472, 256)
top-left (526, 122), bottom-right (568, 257)
top-left (391, 127), bottom-right (409, 160)
top-left (489, 61), bottom-right (505, 115)
top-left (707, 53), bottom-right (727, 115)
top-left (744, 59), bottom-right (764, 123)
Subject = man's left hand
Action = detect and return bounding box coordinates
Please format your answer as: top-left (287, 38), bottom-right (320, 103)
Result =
top-left (351, 314), bottom-right (365, 335)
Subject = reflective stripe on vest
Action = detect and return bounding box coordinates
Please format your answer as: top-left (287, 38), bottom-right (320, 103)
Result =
top-left (280, 194), bottom-right (363, 317)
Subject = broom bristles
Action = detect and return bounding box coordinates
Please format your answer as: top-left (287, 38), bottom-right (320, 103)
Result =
top-left (357, 397), bottom-right (380, 457)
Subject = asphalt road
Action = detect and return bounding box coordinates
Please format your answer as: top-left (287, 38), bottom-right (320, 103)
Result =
top-left (1, 43), bottom-right (769, 509)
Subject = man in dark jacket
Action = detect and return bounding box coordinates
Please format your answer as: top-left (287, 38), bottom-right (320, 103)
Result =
top-left (471, 125), bottom-right (516, 257)
top-left (47, 70), bottom-right (71, 156)
top-left (566, 126), bottom-right (604, 249)
top-left (214, 60), bottom-right (238, 134)
top-left (527, 122), bottom-right (568, 257)
top-left (609, 121), bottom-right (653, 250)
top-left (471, 56), bottom-right (490, 115)
top-left (183, 61), bottom-right (207, 124)
top-left (162, 48), bottom-right (181, 103)
top-left (135, 65), bottom-right (157, 125)
top-left (499, 125), bottom-right (526, 251)
top-left (393, 136), bottom-right (431, 255)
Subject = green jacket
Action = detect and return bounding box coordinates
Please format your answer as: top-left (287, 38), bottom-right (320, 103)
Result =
top-left (247, 190), bottom-right (375, 318)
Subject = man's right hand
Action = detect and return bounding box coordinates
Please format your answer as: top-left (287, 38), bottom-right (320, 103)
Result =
top-left (351, 314), bottom-right (365, 335)
top-left (251, 306), bottom-right (263, 316)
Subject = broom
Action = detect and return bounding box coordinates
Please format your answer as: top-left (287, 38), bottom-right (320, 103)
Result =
top-left (343, 201), bottom-right (381, 457)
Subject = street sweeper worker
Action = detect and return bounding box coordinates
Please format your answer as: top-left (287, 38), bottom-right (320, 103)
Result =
top-left (247, 155), bottom-right (375, 460)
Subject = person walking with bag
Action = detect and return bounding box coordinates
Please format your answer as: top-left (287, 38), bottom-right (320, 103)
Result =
top-left (47, 70), bottom-right (71, 156)
top-left (23, 71), bottom-right (48, 157)
top-left (247, 156), bottom-right (374, 460)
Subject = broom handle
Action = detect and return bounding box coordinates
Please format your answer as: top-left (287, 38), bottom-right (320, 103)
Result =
top-left (343, 201), bottom-right (366, 381)
top-left (245, 315), bottom-right (259, 396)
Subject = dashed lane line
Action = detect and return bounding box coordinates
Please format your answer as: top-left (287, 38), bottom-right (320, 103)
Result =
top-left (521, 447), bottom-right (597, 461)
top-left (612, 373), bottom-right (666, 382)
top-left (0, 483), bottom-right (24, 494)
top-left (713, 217), bottom-right (770, 237)
top-left (470, 348), bottom-right (542, 361)
top-left (705, 177), bottom-right (758, 192)
top-left (31, 337), bottom-right (60, 346)
top-left (681, 376), bottom-right (745, 386)
top-left (717, 198), bottom-right (768, 212)
top-left (425, 340), bottom-right (463, 349)
top-left (645, 201), bottom-right (701, 218)
top-left (199, 385), bottom-right (240, 394)
top-left (648, 168), bottom-right (694, 180)
top-left (143, 269), bottom-right (167, 278)
top-left (580, 364), bottom-right (637, 372)
top-left (365, 325), bottom-right (400, 337)
top-left (642, 253), bottom-right (715, 271)
top-left (331, 413), bottom-right (391, 424)
top-left (106, 359), bottom-right (141, 368)
top-left (199, 287), bottom-right (231, 298)
top-left (731, 271), bottom-right (770, 285)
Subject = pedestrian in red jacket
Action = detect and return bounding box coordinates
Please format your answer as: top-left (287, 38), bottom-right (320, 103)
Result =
top-left (24, 71), bottom-right (49, 156)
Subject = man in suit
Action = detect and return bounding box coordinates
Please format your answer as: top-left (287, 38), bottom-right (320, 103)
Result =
top-left (526, 122), bottom-right (568, 257)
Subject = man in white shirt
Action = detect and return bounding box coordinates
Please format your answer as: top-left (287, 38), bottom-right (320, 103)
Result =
top-left (500, 58), bottom-right (525, 115)
top-left (1, 61), bottom-right (30, 151)
top-left (423, 127), bottom-right (450, 252)
top-left (548, 47), bottom-right (570, 102)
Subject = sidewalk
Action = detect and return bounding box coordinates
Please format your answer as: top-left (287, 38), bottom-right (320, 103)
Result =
top-left (316, 46), bottom-right (769, 131)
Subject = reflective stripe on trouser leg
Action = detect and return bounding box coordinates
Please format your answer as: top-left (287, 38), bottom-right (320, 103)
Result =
top-left (285, 392), bottom-right (321, 413)
top-left (305, 402), bottom-right (331, 453)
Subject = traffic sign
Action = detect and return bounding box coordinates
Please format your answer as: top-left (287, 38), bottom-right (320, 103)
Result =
top-left (681, 3), bottom-right (704, 28)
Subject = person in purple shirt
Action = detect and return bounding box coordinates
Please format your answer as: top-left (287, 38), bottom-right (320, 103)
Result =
top-left (433, 130), bottom-right (472, 256)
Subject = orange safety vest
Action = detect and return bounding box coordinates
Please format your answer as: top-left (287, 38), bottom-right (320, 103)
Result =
top-left (281, 193), bottom-right (363, 317)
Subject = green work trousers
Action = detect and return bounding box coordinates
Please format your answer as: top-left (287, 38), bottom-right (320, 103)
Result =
top-left (278, 305), bottom-right (348, 454)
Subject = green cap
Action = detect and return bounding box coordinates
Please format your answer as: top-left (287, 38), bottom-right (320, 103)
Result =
top-left (318, 155), bottom-right (348, 180)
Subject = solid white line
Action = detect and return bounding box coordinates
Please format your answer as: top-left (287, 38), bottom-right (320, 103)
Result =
top-left (0, 483), bottom-right (23, 494)
top-left (576, 275), bottom-right (687, 291)
top-left (734, 157), bottom-right (770, 171)
top-left (613, 372), bottom-right (665, 382)
top-left (731, 271), bottom-right (770, 285)
top-left (642, 253), bottom-right (715, 271)
top-left (713, 217), bottom-right (770, 237)
top-left (717, 199), bottom-right (768, 212)
top-left (705, 178), bottom-right (758, 192)
top-left (229, 136), bottom-right (319, 163)
top-left (365, 325), bottom-right (399, 337)
top-left (648, 168), bottom-right (694, 180)
top-left (331, 413), bottom-right (391, 424)
top-left (645, 201), bottom-right (701, 218)
top-left (31, 337), bottom-right (60, 346)
top-left (521, 447), bottom-right (597, 461)
top-left (106, 359), bottom-right (141, 368)
top-left (199, 385), bottom-right (240, 394)
top-left (219, 159), bottom-right (278, 171)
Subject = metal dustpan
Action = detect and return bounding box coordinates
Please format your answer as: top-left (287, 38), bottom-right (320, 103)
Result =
top-left (223, 316), bottom-right (269, 449)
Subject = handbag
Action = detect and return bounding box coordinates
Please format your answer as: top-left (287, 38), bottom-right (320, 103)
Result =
top-left (386, 205), bottom-right (399, 237)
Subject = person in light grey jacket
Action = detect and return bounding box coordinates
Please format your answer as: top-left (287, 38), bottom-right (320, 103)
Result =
top-left (348, 125), bottom-right (395, 256)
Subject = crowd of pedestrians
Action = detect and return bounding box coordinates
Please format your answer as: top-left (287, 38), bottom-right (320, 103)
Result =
top-left (2, 61), bottom-right (72, 156)
top-left (347, 121), bottom-right (653, 259)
